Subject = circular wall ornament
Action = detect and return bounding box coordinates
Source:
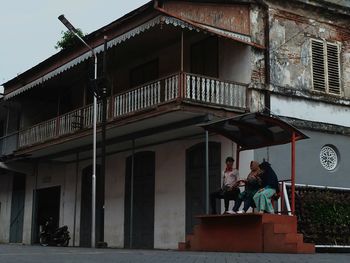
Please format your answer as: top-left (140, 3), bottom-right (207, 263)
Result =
top-left (320, 145), bottom-right (338, 171)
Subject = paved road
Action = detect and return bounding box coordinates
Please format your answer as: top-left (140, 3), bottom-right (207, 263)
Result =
top-left (0, 244), bottom-right (349, 263)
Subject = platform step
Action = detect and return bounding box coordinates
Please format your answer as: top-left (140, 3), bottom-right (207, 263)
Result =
top-left (285, 233), bottom-right (303, 244)
top-left (262, 214), bottom-right (297, 224)
top-left (178, 241), bottom-right (190, 251)
top-left (273, 223), bottom-right (297, 234)
top-left (298, 243), bottom-right (315, 254)
top-left (186, 234), bottom-right (194, 243)
top-left (178, 214), bottom-right (314, 254)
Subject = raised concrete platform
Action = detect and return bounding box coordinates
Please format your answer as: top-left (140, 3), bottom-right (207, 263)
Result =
top-left (179, 214), bottom-right (315, 254)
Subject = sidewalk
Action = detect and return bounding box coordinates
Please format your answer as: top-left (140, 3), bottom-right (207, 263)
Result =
top-left (0, 244), bottom-right (349, 263)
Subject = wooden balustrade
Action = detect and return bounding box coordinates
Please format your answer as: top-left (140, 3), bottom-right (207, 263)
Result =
top-left (18, 72), bottom-right (247, 148)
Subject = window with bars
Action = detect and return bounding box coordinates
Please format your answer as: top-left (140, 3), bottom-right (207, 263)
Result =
top-left (311, 39), bottom-right (341, 95)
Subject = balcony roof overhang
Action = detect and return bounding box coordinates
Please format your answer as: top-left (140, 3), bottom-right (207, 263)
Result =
top-left (3, 13), bottom-right (263, 101)
top-left (201, 112), bottom-right (309, 151)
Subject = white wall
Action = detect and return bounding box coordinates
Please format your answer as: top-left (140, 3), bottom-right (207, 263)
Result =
top-left (104, 152), bottom-right (126, 248)
top-left (219, 39), bottom-right (251, 84)
top-left (271, 94), bottom-right (350, 127)
top-left (17, 135), bottom-right (253, 248)
top-left (103, 134), bottom-right (252, 249)
top-left (0, 172), bottom-right (12, 243)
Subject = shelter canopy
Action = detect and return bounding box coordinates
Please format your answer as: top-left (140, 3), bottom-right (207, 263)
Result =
top-left (202, 113), bottom-right (308, 151)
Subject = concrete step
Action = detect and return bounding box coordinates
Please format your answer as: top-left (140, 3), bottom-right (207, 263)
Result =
top-left (178, 241), bottom-right (190, 251)
top-left (273, 223), bottom-right (297, 234)
top-left (186, 234), bottom-right (194, 243)
top-left (262, 214), bottom-right (297, 225)
top-left (285, 233), bottom-right (303, 244)
top-left (298, 243), bottom-right (315, 254)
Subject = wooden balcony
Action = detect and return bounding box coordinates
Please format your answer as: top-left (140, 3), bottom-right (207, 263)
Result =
top-left (17, 72), bottom-right (248, 149)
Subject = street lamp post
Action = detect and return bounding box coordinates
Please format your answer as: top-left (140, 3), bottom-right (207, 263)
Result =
top-left (58, 15), bottom-right (97, 248)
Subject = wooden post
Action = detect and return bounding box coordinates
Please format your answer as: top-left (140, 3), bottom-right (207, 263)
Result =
top-left (236, 145), bottom-right (241, 170)
top-left (291, 132), bottom-right (296, 215)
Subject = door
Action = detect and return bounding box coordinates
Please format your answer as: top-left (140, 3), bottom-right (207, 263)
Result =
top-left (186, 142), bottom-right (221, 234)
top-left (124, 151), bottom-right (155, 249)
top-left (9, 173), bottom-right (26, 243)
top-left (33, 186), bottom-right (61, 243)
top-left (191, 37), bottom-right (218, 78)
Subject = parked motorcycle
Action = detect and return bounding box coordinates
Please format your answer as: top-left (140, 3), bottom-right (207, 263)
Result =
top-left (39, 218), bottom-right (70, 246)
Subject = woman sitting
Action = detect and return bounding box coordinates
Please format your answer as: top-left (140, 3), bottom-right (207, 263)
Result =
top-left (230, 161), bottom-right (262, 213)
top-left (253, 161), bottom-right (280, 214)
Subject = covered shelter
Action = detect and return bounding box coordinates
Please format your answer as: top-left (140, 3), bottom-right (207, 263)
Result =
top-left (177, 112), bottom-right (314, 253)
top-left (201, 112), bottom-right (309, 215)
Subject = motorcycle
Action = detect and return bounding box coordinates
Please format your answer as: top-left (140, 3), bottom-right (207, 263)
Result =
top-left (39, 218), bottom-right (70, 247)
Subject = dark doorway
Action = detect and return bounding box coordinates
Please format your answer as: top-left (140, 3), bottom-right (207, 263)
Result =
top-left (33, 186), bottom-right (61, 243)
top-left (80, 165), bottom-right (103, 247)
top-left (186, 142), bottom-right (221, 234)
top-left (130, 59), bottom-right (159, 88)
top-left (124, 151), bottom-right (155, 249)
top-left (9, 173), bottom-right (26, 243)
top-left (191, 37), bottom-right (218, 78)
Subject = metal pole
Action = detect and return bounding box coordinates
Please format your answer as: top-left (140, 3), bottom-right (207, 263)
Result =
top-left (291, 132), bottom-right (296, 215)
top-left (91, 54), bottom-right (97, 248)
top-left (57, 14), bottom-right (98, 248)
top-left (205, 131), bottom-right (209, 214)
top-left (129, 139), bottom-right (135, 248)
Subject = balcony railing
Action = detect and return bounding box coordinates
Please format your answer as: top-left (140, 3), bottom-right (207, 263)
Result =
top-left (0, 132), bottom-right (18, 156)
top-left (17, 72), bottom-right (247, 149)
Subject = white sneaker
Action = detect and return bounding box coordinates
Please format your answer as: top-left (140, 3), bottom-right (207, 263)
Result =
top-left (226, 211), bottom-right (236, 214)
top-left (236, 210), bottom-right (245, 214)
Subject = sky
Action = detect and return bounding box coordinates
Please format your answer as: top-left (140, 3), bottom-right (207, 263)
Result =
top-left (0, 0), bottom-right (149, 87)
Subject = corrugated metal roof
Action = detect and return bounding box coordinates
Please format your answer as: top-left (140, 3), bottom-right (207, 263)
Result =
top-left (202, 112), bottom-right (309, 150)
top-left (4, 14), bottom-right (259, 100)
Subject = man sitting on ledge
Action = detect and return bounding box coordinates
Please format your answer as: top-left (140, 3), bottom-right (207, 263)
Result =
top-left (210, 157), bottom-right (240, 214)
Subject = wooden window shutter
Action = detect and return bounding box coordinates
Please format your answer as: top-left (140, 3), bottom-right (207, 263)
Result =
top-left (311, 39), bottom-right (326, 92)
top-left (326, 43), bottom-right (341, 94)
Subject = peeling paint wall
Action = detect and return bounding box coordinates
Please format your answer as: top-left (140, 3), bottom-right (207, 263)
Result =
top-left (268, 4), bottom-right (350, 98)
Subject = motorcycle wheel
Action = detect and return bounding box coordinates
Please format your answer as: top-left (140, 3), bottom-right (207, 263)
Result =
top-left (39, 235), bottom-right (49, 246)
top-left (61, 236), bottom-right (69, 247)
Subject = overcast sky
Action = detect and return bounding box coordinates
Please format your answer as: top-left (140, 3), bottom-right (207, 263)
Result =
top-left (0, 0), bottom-right (149, 86)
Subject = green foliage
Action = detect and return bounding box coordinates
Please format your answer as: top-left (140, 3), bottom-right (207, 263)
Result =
top-left (55, 29), bottom-right (85, 50)
top-left (295, 187), bottom-right (350, 245)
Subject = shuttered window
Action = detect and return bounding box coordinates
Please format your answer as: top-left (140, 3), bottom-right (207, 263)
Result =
top-left (311, 39), bottom-right (341, 95)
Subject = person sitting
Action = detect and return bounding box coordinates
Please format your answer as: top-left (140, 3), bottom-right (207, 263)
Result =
top-left (253, 161), bottom-right (280, 214)
top-left (230, 160), bottom-right (262, 213)
top-left (210, 157), bottom-right (240, 214)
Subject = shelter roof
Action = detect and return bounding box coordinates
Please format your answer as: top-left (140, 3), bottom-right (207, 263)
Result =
top-left (202, 112), bottom-right (309, 151)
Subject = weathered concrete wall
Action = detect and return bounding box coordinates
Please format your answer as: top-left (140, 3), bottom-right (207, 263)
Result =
top-left (254, 129), bottom-right (350, 188)
top-left (268, 5), bottom-right (350, 99)
top-left (0, 172), bottom-right (12, 243)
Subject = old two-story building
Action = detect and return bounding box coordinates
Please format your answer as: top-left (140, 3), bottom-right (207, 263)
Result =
top-left (0, 0), bottom-right (349, 249)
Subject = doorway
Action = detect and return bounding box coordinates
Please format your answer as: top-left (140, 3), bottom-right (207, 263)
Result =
top-left (191, 37), bottom-right (218, 78)
top-left (33, 186), bottom-right (61, 243)
top-left (124, 151), bottom-right (155, 249)
top-left (9, 173), bottom-right (26, 243)
top-left (186, 142), bottom-right (221, 234)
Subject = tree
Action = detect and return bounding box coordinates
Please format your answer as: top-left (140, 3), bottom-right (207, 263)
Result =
top-left (55, 29), bottom-right (85, 50)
